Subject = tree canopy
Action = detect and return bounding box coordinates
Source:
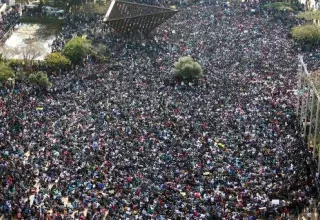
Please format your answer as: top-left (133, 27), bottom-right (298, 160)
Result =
top-left (28, 71), bottom-right (52, 88)
top-left (263, 2), bottom-right (295, 11)
top-left (62, 37), bottom-right (93, 65)
top-left (173, 56), bottom-right (203, 81)
top-left (52, 0), bottom-right (82, 12)
top-left (15, 71), bottom-right (27, 82)
top-left (291, 24), bottom-right (320, 44)
top-left (21, 41), bottom-right (44, 63)
top-left (45, 52), bottom-right (71, 71)
top-left (73, 2), bottom-right (109, 14)
top-left (0, 62), bottom-right (15, 82)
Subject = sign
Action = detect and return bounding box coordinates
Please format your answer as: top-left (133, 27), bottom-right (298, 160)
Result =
top-left (271, 199), bottom-right (280, 205)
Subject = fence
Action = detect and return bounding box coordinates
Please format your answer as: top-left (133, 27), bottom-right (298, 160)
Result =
top-left (296, 55), bottom-right (320, 171)
top-left (0, 18), bottom-right (20, 45)
top-left (0, 27), bottom-right (14, 44)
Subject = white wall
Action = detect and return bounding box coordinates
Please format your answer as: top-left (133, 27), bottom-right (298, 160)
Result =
top-left (299, 0), bottom-right (319, 10)
top-left (0, 3), bottom-right (7, 13)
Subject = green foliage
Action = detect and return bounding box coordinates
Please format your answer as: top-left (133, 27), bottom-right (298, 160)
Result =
top-left (28, 71), bottom-right (52, 88)
top-left (0, 63), bottom-right (14, 81)
top-left (95, 44), bottom-right (107, 56)
top-left (62, 37), bottom-right (93, 65)
top-left (173, 56), bottom-right (203, 81)
top-left (8, 59), bottom-right (25, 68)
top-left (91, 53), bottom-right (109, 63)
top-left (15, 72), bottom-right (28, 82)
top-left (53, 0), bottom-right (82, 12)
top-left (15, 0), bottom-right (30, 4)
top-left (39, 0), bottom-right (45, 7)
top-left (74, 3), bottom-right (109, 14)
top-left (297, 10), bottom-right (320, 20)
top-left (45, 52), bottom-right (71, 71)
top-left (263, 2), bottom-right (295, 11)
top-left (90, 43), bottom-right (109, 63)
top-left (291, 24), bottom-right (320, 44)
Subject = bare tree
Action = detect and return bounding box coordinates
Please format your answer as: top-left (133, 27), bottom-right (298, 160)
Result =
top-left (0, 46), bottom-right (16, 60)
top-left (21, 39), bottom-right (44, 63)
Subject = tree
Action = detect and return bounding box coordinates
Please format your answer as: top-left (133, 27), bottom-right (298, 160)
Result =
top-left (91, 43), bottom-right (109, 63)
top-left (263, 2), bottom-right (295, 11)
top-left (76, 2), bottom-right (109, 14)
top-left (173, 56), bottom-right (203, 81)
top-left (28, 71), bottom-right (52, 88)
top-left (53, 0), bottom-right (82, 12)
top-left (39, 0), bottom-right (45, 8)
top-left (21, 40), bottom-right (45, 64)
top-left (15, 71), bottom-right (27, 82)
top-left (291, 24), bottom-right (320, 45)
top-left (0, 47), bottom-right (16, 60)
top-left (45, 52), bottom-right (71, 72)
top-left (62, 36), bottom-right (93, 65)
top-left (0, 63), bottom-right (14, 82)
top-left (95, 44), bottom-right (107, 56)
top-left (297, 10), bottom-right (320, 21)
top-left (15, 0), bottom-right (29, 5)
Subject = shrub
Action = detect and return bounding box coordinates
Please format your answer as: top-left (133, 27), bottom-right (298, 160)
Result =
top-left (45, 52), bottom-right (71, 71)
top-left (62, 36), bottom-right (93, 65)
top-left (15, 71), bottom-right (28, 82)
top-left (173, 56), bottom-right (203, 81)
top-left (8, 59), bottom-right (25, 69)
top-left (263, 2), bottom-right (295, 11)
top-left (90, 43), bottom-right (109, 63)
top-left (291, 24), bottom-right (320, 44)
top-left (75, 3), bottom-right (108, 14)
top-left (0, 62), bottom-right (15, 81)
top-left (297, 10), bottom-right (320, 21)
top-left (28, 71), bottom-right (52, 88)
top-left (95, 44), bottom-right (107, 56)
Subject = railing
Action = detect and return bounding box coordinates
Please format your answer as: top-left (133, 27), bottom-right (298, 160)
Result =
top-left (296, 55), bottom-right (320, 171)
top-left (0, 17), bottom-right (20, 44)
top-left (0, 27), bottom-right (14, 44)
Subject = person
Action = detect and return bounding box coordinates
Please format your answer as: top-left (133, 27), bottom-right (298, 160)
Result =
top-left (307, 208), bottom-right (312, 220)
top-left (0, 0), bottom-right (319, 219)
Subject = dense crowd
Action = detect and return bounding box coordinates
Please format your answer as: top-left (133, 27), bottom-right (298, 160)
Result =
top-left (126, 0), bottom-right (186, 6)
top-left (1, 1), bottom-right (320, 219)
top-left (0, 6), bottom-right (19, 40)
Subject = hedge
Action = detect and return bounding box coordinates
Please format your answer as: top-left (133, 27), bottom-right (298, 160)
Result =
top-left (297, 10), bottom-right (320, 21)
top-left (291, 24), bottom-right (320, 44)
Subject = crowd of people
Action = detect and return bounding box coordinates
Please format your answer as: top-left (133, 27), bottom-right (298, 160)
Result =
top-left (0, 6), bottom-right (19, 41)
top-left (126, 0), bottom-right (191, 6)
top-left (1, 0), bottom-right (320, 219)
